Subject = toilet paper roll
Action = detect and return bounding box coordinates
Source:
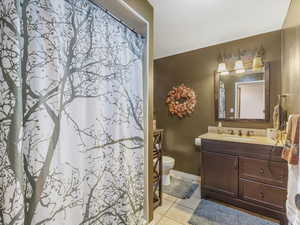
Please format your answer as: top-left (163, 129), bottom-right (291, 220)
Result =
top-left (195, 138), bottom-right (202, 146)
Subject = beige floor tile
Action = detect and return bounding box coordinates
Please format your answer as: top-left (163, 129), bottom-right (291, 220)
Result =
top-left (158, 217), bottom-right (183, 225)
top-left (154, 199), bottom-right (174, 215)
top-left (176, 197), bottom-right (201, 210)
top-left (162, 193), bottom-right (179, 203)
top-left (165, 203), bottom-right (194, 224)
top-left (151, 211), bottom-right (163, 225)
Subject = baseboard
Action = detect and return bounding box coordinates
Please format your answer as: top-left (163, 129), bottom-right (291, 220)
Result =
top-left (170, 169), bottom-right (201, 183)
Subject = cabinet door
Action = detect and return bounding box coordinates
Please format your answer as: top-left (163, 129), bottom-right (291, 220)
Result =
top-left (202, 151), bottom-right (238, 197)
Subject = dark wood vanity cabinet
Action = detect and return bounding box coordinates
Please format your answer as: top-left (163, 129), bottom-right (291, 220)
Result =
top-left (200, 139), bottom-right (288, 225)
top-left (202, 152), bottom-right (238, 197)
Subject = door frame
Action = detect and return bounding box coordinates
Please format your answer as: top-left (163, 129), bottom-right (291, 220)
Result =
top-left (234, 80), bottom-right (265, 119)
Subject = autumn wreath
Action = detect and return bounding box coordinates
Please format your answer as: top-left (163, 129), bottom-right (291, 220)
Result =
top-left (166, 84), bottom-right (197, 118)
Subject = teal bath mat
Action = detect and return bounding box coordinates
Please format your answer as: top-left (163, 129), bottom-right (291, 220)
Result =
top-left (189, 200), bottom-right (279, 225)
top-left (162, 178), bottom-right (199, 199)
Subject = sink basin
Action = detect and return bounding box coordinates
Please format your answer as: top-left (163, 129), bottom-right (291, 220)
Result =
top-left (222, 135), bottom-right (254, 142)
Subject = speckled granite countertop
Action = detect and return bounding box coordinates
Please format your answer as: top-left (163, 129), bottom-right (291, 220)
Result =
top-left (198, 133), bottom-right (283, 147)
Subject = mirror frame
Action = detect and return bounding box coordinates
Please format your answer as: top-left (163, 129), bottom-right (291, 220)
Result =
top-left (214, 62), bottom-right (270, 122)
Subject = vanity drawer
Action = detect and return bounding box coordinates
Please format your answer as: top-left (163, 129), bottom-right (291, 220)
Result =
top-left (239, 179), bottom-right (287, 211)
top-left (239, 157), bottom-right (287, 187)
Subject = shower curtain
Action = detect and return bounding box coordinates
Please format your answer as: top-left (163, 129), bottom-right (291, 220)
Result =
top-left (0, 0), bottom-right (145, 225)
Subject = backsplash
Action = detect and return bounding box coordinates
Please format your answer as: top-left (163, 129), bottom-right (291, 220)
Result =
top-left (208, 126), bottom-right (267, 137)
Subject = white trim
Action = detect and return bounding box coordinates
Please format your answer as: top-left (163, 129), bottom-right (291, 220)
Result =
top-left (95, 0), bottom-right (148, 35)
top-left (117, 0), bottom-right (149, 27)
top-left (143, 22), bottom-right (151, 224)
top-left (234, 80), bottom-right (265, 86)
top-left (170, 170), bottom-right (201, 183)
top-left (234, 80), bottom-right (265, 119)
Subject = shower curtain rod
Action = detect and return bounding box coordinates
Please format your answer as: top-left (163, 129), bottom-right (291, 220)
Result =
top-left (89, 0), bottom-right (145, 38)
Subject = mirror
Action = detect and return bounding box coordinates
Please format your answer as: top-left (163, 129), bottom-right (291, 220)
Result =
top-left (215, 63), bottom-right (270, 121)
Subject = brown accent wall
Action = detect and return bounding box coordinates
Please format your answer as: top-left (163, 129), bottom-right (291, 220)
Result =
top-left (154, 31), bottom-right (282, 175)
top-left (123, 0), bottom-right (154, 221)
top-left (281, 0), bottom-right (300, 114)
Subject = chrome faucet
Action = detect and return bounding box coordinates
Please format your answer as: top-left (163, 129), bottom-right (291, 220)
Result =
top-left (238, 130), bottom-right (243, 136)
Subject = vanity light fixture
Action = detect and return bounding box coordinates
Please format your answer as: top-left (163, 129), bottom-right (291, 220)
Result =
top-left (218, 62), bottom-right (229, 75)
top-left (234, 50), bottom-right (245, 74)
top-left (253, 46), bottom-right (265, 71)
top-left (217, 53), bottom-right (229, 75)
top-left (252, 56), bottom-right (264, 71)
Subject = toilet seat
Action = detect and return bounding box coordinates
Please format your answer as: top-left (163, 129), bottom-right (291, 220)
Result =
top-left (163, 156), bottom-right (175, 165)
top-left (162, 156), bottom-right (175, 186)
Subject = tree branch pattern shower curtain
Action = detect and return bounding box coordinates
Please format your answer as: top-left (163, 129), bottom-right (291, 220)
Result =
top-left (0, 0), bottom-right (145, 224)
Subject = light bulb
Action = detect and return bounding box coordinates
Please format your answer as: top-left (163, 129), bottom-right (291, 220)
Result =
top-left (217, 62), bottom-right (228, 74)
top-left (234, 60), bottom-right (245, 74)
top-left (253, 56), bottom-right (264, 71)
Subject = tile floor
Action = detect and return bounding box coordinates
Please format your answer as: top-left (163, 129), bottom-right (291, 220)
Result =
top-left (150, 176), bottom-right (279, 225)
top-left (151, 181), bottom-right (201, 225)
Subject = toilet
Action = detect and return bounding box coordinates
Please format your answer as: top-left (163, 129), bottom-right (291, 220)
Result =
top-left (162, 156), bottom-right (175, 186)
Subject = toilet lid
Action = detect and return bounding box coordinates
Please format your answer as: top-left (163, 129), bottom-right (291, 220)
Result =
top-left (163, 156), bottom-right (175, 164)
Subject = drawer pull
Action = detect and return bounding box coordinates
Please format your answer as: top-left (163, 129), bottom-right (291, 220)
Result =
top-left (259, 168), bottom-right (264, 175)
top-left (234, 159), bottom-right (238, 170)
top-left (260, 192), bottom-right (264, 199)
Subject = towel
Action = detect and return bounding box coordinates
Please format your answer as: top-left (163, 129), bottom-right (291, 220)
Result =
top-left (273, 104), bottom-right (288, 131)
top-left (286, 164), bottom-right (300, 225)
top-left (284, 115), bottom-right (300, 225)
top-left (273, 104), bottom-right (280, 130)
top-left (282, 114), bottom-right (300, 165)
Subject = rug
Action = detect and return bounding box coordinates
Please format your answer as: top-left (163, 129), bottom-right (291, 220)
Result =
top-left (162, 178), bottom-right (199, 199)
top-left (189, 200), bottom-right (279, 225)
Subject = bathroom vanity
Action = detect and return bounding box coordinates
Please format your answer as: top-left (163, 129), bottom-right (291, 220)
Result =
top-left (199, 133), bottom-right (288, 225)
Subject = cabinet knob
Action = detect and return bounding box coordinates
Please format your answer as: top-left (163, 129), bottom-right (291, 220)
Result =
top-left (259, 168), bottom-right (264, 175)
top-left (260, 192), bottom-right (264, 199)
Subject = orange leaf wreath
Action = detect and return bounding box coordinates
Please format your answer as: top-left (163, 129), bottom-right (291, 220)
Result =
top-left (166, 84), bottom-right (197, 118)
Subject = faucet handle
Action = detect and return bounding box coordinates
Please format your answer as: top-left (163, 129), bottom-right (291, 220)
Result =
top-left (246, 130), bottom-right (255, 136)
top-left (238, 130), bottom-right (243, 136)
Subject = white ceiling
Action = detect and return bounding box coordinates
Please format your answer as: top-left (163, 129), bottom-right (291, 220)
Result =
top-left (148, 0), bottom-right (291, 59)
